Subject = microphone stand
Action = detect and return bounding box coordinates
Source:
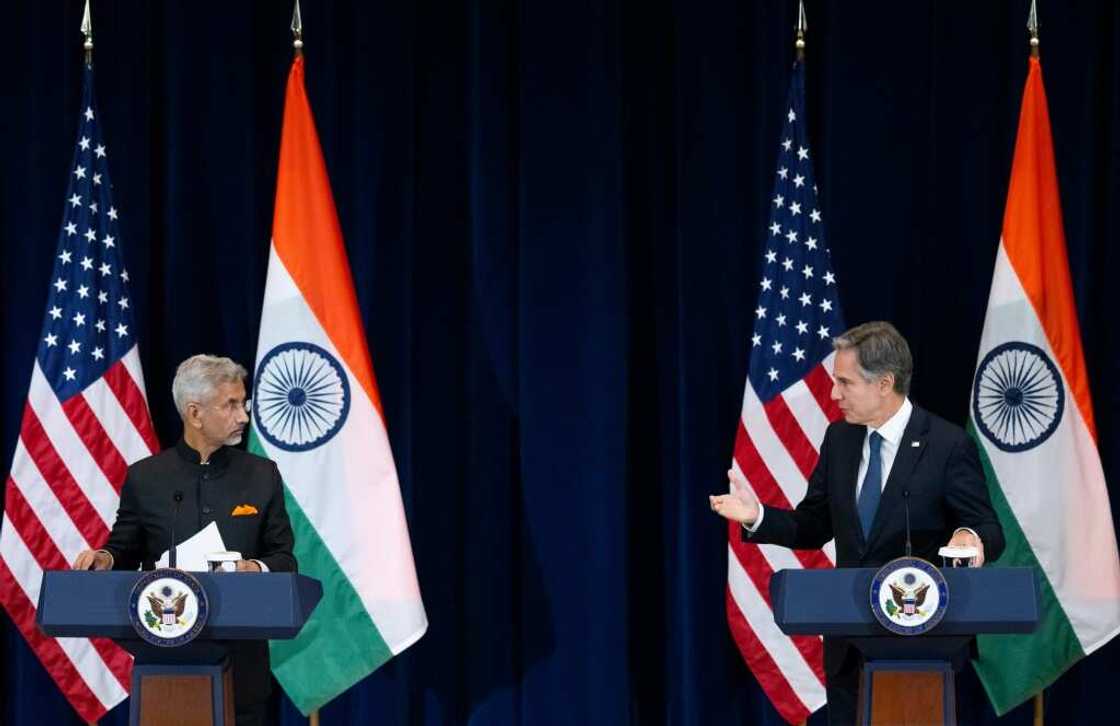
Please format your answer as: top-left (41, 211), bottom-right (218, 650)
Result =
top-left (169, 490), bottom-right (184, 569)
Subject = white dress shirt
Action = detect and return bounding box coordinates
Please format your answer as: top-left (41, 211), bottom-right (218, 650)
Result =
top-left (855, 398), bottom-right (912, 499)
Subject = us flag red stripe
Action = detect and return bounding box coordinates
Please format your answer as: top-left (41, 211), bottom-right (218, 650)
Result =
top-left (0, 64), bottom-right (158, 722)
top-left (725, 59), bottom-right (844, 724)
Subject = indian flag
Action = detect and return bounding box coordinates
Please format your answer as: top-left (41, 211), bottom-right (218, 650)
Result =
top-left (248, 54), bottom-right (427, 714)
top-left (969, 55), bottom-right (1120, 714)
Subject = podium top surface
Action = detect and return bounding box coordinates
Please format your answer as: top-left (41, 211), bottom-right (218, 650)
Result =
top-left (770, 566), bottom-right (1038, 637)
top-left (36, 571), bottom-right (322, 641)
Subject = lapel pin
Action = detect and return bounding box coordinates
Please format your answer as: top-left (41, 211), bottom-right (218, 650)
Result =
top-left (911, 441), bottom-right (920, 448)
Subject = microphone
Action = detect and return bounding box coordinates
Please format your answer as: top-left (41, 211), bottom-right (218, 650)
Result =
top-left (169, 490), bottom-right (184, 569)
top-left (902, 489), bottom-right (913, 558)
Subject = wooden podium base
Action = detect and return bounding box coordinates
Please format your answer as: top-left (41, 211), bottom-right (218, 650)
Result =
top-left (130, 660), bottom-right (235, 726)
top-left (857, 660), bottom-right (956, 726)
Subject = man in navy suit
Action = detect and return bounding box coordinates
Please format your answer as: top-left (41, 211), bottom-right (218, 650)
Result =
top-left (710, 321), bottom-right (1004, 725)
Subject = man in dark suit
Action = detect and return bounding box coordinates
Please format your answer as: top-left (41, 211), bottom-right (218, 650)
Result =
top-left (74, 354), bottom-right (296, 726)
top-left (710, 321), bottom-right (1004, 725)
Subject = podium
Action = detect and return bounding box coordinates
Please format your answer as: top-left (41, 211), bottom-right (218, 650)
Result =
top-left (37, 571), bottom-right (322, 726)
top-left (770, 567), bottom-right (1038, 725)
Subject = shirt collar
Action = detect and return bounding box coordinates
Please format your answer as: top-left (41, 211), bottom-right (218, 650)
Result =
top-left (175, 437), bottom-right (230, 469)
top-left (868, 397), bottom-right (912, 448)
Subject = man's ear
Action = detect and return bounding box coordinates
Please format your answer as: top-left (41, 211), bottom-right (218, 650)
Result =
top-left (880, 373), bottom-right (896, 395)
top-left (184, 403), bottom-right (203, 430)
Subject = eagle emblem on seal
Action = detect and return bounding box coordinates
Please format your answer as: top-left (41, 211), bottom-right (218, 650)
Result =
top-left (146, 585), bottom-right (188, 628)
top-left (889, 580), bottom-right (930, 616)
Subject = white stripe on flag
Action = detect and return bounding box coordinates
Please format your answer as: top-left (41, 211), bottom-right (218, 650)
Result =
top-left (741, 382), bottom-right (809, 506)
top-left (54, 635), bottom-right (128, 710)
top-left (120, 345), bottom-right (149, 401)
top-left (0, 514), bottom-right (40, 604)
top-left (781, 379), bottom-right (830, 452)
top-left (0, 515), bottom-right (125, 709)
top-left (26, 364), bottom-right (118, 528)
top-left (727, 544), bottom-right (826, 710)
top-left (10, 442), bottom-right (90, 559)
top-left (82, 377), bottom-right (150, 464)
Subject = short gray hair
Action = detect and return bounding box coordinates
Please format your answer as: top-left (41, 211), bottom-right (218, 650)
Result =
top-left (172, 354), bottom-right (248, 416)
top-left (833, 321), bottom-right (913, 395)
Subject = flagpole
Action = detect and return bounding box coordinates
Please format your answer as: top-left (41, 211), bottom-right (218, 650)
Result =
top-left (1027, 0), bottom-right (1040, 59)
top-left (293, 2), bottom-right (312, 723)
top-left (292, 0), bottom-right (304, 58)
top-left (80, 0), bottom-right (93, 65)
top-left (1028, 6), bottom-right (1041, 720)
top-left (795, 0), bottom-right (806, 62)
top-left (791, 5), bottom-right (807, 721)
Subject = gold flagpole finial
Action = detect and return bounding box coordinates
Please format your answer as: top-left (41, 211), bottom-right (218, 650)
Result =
top-left (291, 0), bottom-right (304, 56)
top-left (795, 0), bottom-right (807, 60)
top-left (1027, 0), bottom-right (1040, 57)
top-left (81, 0), bottom-right (93, 64)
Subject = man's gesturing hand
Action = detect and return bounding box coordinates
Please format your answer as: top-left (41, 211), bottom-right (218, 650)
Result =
top-left (709, 468), bottom-right (760, 526)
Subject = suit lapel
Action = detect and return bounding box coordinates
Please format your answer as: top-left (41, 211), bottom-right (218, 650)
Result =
top-left (867, 407), bottom-right (930, 546)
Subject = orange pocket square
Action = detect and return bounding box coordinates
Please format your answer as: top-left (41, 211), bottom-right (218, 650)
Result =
top-left (231, 504), bottom-right (259, 517)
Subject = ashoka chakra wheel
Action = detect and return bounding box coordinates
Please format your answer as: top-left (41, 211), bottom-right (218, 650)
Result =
top-left (253, 342), bottom-right (351, 452)
top-left (972, 341), bottom-right (1063, 453)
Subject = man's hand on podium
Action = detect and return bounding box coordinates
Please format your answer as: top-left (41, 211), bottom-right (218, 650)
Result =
top-left (72, 549), bottom-right (112, 571)
top-left (235, 559), bottom-right (263, 572)
top-left (944, 528), bottom-right (986, 567)
top-left (709, 468), bottom-right (760, 526)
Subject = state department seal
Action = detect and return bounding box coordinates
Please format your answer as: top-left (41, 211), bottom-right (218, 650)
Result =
top-left (870, 557), bottom-right (949, 636)
top-left (129, 569), bottom-right (209, 647)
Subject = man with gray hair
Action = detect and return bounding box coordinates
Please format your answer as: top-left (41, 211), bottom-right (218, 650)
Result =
top-left (709, 321), bottom-right (1003, 725)
top-left (73, 354), bottom-right (296, 725)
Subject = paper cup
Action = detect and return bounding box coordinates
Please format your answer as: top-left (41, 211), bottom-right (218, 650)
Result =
top-left (205, 551), bottom-right (242, 573)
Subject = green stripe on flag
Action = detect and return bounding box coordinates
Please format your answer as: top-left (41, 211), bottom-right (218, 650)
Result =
top-left (249, 429), bottom-right (394, 714)
top-left (968, 423), bottom-right (1084, 715)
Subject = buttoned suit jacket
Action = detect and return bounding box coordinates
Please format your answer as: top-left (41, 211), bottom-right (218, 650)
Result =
top-left (743, 405), bottom-right (1005, 677)
top-left (102, 439), bottom-right (297, 706)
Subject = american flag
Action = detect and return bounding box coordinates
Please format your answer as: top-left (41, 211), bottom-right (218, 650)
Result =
top-left (0, 64), bottom-right (158, 722)
top-left (725, 60), bottom-right (844, 724)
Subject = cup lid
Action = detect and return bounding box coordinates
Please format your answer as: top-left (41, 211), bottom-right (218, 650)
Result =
top-left (937, 545), bottom-right (978, 559)
top-left (205, 551), bottom-right (242, 561)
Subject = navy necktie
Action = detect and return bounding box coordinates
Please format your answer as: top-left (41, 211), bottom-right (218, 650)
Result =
top-left (858, 432), bottom-right (883, 539)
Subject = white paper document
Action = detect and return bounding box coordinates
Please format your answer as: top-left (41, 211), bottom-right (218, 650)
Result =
top-left (155, 521), bottom-right (227, 571)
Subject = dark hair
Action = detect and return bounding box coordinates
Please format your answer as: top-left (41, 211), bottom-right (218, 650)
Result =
top-left (832, 321), bottom-right (912, 394)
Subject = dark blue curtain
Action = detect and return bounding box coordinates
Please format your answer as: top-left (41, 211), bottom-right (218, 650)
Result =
top-left (3, 1), bottom-right (1118, 724)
